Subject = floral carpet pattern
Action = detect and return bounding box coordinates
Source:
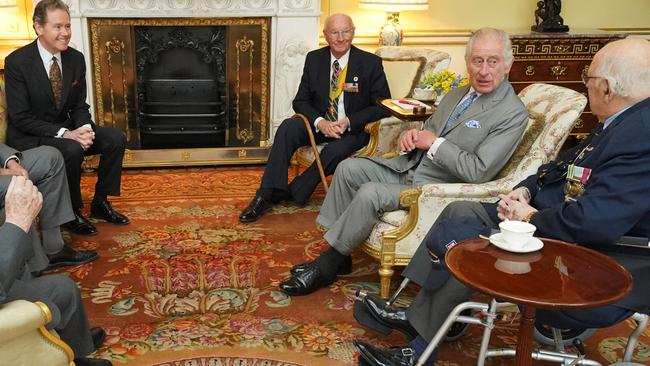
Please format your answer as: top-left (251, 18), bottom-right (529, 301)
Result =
top-left (57, 167), bottom-right (650, 365)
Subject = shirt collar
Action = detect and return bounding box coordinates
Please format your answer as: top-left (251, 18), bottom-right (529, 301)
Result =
top-left (603, 105), bottom-right (633, 129)
top-left (37, 38), bottom-right (62, 65)
top-left (330, 49), bottom-right (350, 69)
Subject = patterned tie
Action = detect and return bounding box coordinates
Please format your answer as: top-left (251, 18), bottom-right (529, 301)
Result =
top-left (50, 56), bottom-right (63, 110)
top-left (442, 92), bottom-right (477, 135)
top-left (325, 59), bottom-right (342, 121)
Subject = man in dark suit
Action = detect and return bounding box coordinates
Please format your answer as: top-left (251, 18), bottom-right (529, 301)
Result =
top-left (354, 38), bottom-right (650, 366)
top-left (239, 13), bottom-right (391, 223)
top-left (1, 143), bottom-right (97, 271)
top-left (5, 0), bottom-right (129, 236)
top-left (1, 176), bottom-right (111, 366)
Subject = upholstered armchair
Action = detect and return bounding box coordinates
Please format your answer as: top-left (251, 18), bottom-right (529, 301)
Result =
top-left (290, 47), bottom-right (452, 183)
top-left (362, 83), bottom-right (589, 298)
top-left (0, 300), bottom-right (75, 365)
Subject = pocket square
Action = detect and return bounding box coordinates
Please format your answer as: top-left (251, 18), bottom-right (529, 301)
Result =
top-left (465, 120), bottom-right (481, 129)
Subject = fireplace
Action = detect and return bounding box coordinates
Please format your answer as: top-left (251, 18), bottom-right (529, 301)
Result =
top-left (135, 26), bottom-right (227, 148)
top-left (70, 0), bottom-right (320, 167)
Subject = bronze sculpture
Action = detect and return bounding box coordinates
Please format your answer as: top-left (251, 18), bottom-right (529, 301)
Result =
top-left (532, 0), bottom-right (569, 32)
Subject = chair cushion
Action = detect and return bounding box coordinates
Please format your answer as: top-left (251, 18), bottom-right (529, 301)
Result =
top-left (0, 72), bottom-right (7, 144)
top-left (381, 57), bottom-right (426, 99)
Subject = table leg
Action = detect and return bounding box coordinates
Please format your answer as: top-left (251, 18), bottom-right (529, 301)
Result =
top-left (515, 305), bottom-right (537, 366)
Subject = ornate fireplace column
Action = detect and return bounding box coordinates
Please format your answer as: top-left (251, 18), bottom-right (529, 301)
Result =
top-left (64, 0), bottom-right (320, 167)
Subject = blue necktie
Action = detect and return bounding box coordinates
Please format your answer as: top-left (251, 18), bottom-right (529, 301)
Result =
top-left (442, 92), bottom-right (477, 135)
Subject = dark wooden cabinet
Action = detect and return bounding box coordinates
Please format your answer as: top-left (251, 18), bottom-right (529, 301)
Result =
top-left (509, 31), bottom-right (626, 140)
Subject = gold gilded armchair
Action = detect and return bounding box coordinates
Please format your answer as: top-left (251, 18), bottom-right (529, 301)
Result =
top-left (0, 300), bottom-right (75, 365)
top-left (361, 83), bottom-right (589, 298)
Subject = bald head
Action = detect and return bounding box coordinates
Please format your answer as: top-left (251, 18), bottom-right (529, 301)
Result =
top-left (323, 13), bottom-right (354, 33)
top-left (591, 38), bottom-right (650, 102)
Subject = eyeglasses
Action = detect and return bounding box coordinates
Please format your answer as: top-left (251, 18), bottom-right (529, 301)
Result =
top-left (581, 70), bottom-right (605, 85)
top-left (326, 29), bottom-right (353, 38)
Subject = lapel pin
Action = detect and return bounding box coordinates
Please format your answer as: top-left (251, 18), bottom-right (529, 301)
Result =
top-left (353, 76), bottom-right (358, 82)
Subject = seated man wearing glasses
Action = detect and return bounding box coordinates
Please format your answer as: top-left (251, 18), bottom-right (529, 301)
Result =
top-left (239, 13), bottom-right (391, 223)
top-left (355, 38), bottom-right (650, 366)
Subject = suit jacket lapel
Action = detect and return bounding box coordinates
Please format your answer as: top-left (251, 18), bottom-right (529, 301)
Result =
top-left (343, 47), bottom-right (359, 113)
top-left (444, 80), bottom-right (511, 134)
top-left (60, 49), bottom-right (74, 110)
top-left (433, 86), bottom-right (468, 135)
top-left (27, 41), bottom-right (57, 108)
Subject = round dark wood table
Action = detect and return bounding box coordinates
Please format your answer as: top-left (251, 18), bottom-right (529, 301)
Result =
top-left (446, 237), bottom-right (632, 366)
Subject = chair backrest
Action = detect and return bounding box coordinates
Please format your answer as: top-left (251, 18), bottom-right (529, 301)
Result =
top-left (375, 46), bottom-right (451, 99)
top-left (0, 71), bottom-right (7, 144)
top-left (495, 83), bottom-right (588, 181)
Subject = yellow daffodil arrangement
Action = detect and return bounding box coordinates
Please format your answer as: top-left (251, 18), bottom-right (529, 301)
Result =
top-left (419, 69), bottom-right (470, 96)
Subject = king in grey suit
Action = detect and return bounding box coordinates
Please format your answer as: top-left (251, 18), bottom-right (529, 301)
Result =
top-left (279, 28), bottom-right (529, 297)
top-left (0, 143), bottom-right (97, 272)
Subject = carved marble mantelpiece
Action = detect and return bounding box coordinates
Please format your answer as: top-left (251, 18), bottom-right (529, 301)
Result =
top-left (67, 0), bottom-right (320, 167)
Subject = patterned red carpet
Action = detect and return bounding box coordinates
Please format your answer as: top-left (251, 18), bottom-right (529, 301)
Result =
top-left (55, 167), bottom-right (650, 365)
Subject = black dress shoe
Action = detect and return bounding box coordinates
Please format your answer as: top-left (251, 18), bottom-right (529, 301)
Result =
top-left (354, 340), bottom-right (414, 366)
top-left (46, 244), bottom-right (98, 270)
top-left (290, 256), bottom-right (353, 275)
top-left (279, 266), bottom-right (336, 296)
top-left (91, 326), bottom-right (106, 351)
top-left (74, 358), bottom-right (112, 366)
top-left (90, 199), bottom-right (130, 225)
top-left (239, 196), bottom-right (272, 223)
top-left (63, 211), bottom-right (97, 236)
top-left (364, 294), bottom-right (419, 339)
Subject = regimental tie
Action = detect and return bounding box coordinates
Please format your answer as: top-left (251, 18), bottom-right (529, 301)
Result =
top-left (50, 56), bottom-right (63, 110)
top-left (325, 59), bottom-right (342, 121)
top-left (441, 92), bottom-right (478, 135)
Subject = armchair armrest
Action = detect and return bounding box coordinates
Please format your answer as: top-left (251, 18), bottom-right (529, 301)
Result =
top-left (357, 117), bottom-right (423, 158)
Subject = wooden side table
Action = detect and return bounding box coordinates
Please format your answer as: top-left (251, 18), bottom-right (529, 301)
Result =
top-left (446, 238), bottom-right (632, 366)
top-left (378, 98), bottom-right (434, 121)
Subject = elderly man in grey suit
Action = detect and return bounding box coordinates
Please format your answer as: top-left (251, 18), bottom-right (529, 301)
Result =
top-left (0, 176), bottom-right (110, 366)
top-left (279, 27), bottom-right (529, 296)
top-left (1, 144), bottom-right (97, 272)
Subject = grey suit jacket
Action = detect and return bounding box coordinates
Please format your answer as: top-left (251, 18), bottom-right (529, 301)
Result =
top-left (369, 80), bottom-right (528, 185)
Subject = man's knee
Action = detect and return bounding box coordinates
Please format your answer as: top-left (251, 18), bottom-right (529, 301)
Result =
top-left (276, 118), bottom-right (305, 137)
top-left (355, 182), bottom-right (383, 205)
top-left (439, 201), bottom-right (484, 221)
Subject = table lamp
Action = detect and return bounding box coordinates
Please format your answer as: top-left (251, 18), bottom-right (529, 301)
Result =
top-left (359, 0), bottom-right (429, 46)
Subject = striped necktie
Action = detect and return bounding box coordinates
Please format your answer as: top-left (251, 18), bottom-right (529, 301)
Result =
top-left (325, 59), bottom-right (341, 121)
top-left (50, 56), bottom-right (63, 110)
top-left (442, 92), bottom-right (477, 135)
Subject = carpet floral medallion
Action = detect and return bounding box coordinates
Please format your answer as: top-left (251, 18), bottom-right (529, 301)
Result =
top-left (53, 167), bottom-right (650, 365)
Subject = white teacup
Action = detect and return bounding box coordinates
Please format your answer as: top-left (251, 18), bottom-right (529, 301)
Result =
top-left (498, 220), bottom-right (536, 247)
top-left (412, 88), bottom-right (436, 101)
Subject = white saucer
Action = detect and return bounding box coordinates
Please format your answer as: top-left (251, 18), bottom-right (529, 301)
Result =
top-left (415, 97), bottom-right (436, 102)
top-left (489, 233), bottom-right (544, 253)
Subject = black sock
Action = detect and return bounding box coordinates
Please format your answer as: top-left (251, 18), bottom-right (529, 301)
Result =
top-left (312, 247), bottom-right (347, 279)
top-left (93, 195), bottom-right (107, 203)
top-left (256, 188), bottom-right (272, 201)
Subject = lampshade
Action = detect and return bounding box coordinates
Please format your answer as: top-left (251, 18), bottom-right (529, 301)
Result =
top-left (359, 0), bottom-right (429, 46)
top-left (359, 0), bottom-right (429, 12)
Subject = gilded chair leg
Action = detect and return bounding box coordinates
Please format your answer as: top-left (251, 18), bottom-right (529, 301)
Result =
top-left (378, 264), bottom-right (394, 299)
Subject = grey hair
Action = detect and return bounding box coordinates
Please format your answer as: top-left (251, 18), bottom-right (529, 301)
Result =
top-left (465, 28), bottom-right (514, 65)
top-left (323, 13), bottom-right (355, 32)
top-left (590, 41), bottom-right (650, 100)
top-left (33, 0), bottom-right (70, 26)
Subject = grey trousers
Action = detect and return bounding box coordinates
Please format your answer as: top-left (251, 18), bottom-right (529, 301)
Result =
top-left (0, 146), bottom-right (75, 272)
top-left (404, 201), bottom-right (498, 341)
top-left (315, 157), bottom-right (411, 255)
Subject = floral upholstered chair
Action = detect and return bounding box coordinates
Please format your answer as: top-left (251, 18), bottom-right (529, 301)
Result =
top-left (290, 47), bottom-right (452, 188)
top-left (0, 300), bottom-right (74, 365)
top-left (361, 83), bottom-right (589, 298)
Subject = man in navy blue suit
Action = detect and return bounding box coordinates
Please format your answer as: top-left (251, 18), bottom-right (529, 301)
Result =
top-left (239, 13), bottom-right (390, 223)
top-left (355, 38), bottom-right (650, 366)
